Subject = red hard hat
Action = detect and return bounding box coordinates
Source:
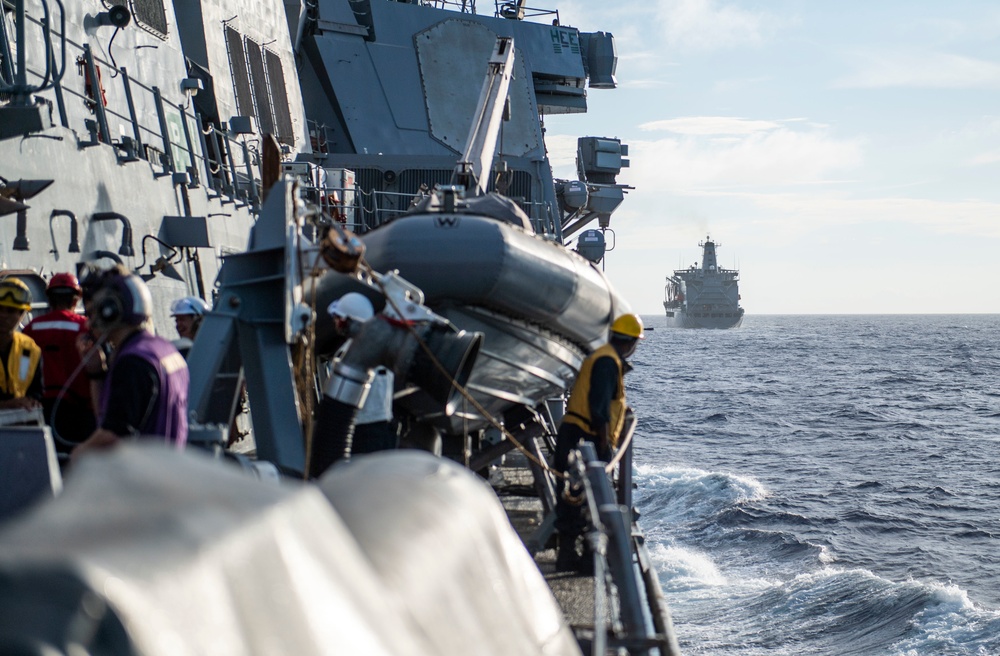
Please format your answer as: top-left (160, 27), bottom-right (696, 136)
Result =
top-left (47, 272), bottom-right (82, 293)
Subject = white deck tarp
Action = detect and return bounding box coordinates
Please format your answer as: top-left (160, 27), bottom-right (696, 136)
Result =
top-left (0, 444), bottom-right (431, 655)
top-left (0, 445), bottom-right (581, 656)
top-left (318, 451), bottom-right (581, 656)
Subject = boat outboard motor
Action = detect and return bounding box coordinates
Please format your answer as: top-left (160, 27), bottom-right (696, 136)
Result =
top-left (310, 302), bottom-right (482, 477)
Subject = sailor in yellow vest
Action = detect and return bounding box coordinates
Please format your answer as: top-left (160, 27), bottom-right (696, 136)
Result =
top-left (554, 312), bottom-right (644, 572)
top-left (0, 278), bottom-right (43, 411)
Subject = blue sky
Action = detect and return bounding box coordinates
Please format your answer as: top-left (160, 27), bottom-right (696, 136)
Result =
top-left (543, 0), bottom-right (1000, 314)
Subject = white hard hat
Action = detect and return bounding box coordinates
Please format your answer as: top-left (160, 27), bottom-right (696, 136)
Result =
top-left (328, 292), bottom-right (374, 322)
top-left (170, 296), bottom-right (210, 317)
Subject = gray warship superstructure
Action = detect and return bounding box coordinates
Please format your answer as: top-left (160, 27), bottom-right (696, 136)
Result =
top-left (664, 236), bottom-right (744, 329)
top-left (0, 0), bottom-right (310, 329)
top-left (0, 1), bottom-right (681, 654)
top-left (290, 0), bottom-right (635, 441)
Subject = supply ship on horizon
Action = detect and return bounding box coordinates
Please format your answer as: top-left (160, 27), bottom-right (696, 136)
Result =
top-left (664, 236), bottom-right (744, 329)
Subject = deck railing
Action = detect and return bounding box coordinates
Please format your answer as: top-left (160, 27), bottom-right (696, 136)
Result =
top-left (5, 6), bottom-right (261, 210)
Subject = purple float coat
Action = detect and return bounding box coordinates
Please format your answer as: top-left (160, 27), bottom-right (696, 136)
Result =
top-left (99, 331), bottom-right (189, 447)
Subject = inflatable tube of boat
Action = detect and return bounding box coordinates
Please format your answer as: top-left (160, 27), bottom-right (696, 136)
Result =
top-left (313, 212), bottom-right (630, 355)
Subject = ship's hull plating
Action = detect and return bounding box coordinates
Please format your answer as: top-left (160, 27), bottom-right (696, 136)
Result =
top-left (664, 307), bottom-right (744, 329)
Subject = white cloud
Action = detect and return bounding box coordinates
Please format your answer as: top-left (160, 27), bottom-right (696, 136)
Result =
top-left (835, 49), bottom-right (1000, 89)
top-left (967, 150), bottom-right (1000, 166)
top-left (746, 194), bottom-right (1000, 238)
top-left (543, 134), bottom-right (579, 173)
top-left (625, 124), bottom-right (864, 190)
top-left (655, 0), bottom-right (769, 52)
top-left (639, 116), bottom-right (783, 135)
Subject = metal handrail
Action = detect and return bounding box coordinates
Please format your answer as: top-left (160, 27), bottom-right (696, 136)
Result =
top-left (291, 171), bottom-right (559, 237)
top-left (0, 0), bottom-right (67, 99)
top-left (6, 10), bottom-right (258, 207)
top-left (493, 1), bottom-right (560, 23)
top-left (422, 0), bottom-right (477, 14)
top-left (568, 441), bottom-right (683, 656)
top-left (111, 70), bottom-right (257, 202)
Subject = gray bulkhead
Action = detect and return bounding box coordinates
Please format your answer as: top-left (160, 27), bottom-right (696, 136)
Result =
top-left (1, 0), bottom-right (307, 331)
top-left (296, 0), bottom-right (610, 233)
top-left (173, 0), bottom-right (309, 150)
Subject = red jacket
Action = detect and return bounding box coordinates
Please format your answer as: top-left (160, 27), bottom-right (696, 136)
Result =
top-left (23, 309), bottom-right (91, 403)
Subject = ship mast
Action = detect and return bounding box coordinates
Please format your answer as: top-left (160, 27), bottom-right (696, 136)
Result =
top-left (700, 235), bottom-right (719, 271)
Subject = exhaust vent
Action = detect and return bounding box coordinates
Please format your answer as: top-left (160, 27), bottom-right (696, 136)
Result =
top-left (245, 38), bottom-right (275, 138)
top-left (224, 26), bottom-right (255, 124)
top-left (264, 50), bottom-right (294, 146)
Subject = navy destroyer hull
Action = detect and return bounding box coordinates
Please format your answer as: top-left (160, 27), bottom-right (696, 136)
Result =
top-left (0, 0), bottom-right (312, 328)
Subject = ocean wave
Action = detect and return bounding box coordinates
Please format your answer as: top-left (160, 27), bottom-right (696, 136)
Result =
top-left (634, 466), bottom-right (770, 543)
top-left (880, 374), bottom-right (921, 385)
top-left (831, 406), bottom-right (887, 422)
top-left (650, 543), bottom-right (729, 590)
top-left (636, 466), bottom-right (767, 504)
top-left (671, 565), bottom-right (999, 655)
top-left (889, 582), bottom-right (1000, 655)
top-left (929, 486), bottom-right (956, 498)
top-left (630, 315), bottom-right (1000, 654)
top-left (781, 568), bottom-right (941, 654)
top-left (751, 568), bottom-right (989, 654)
top-left (728, 527), bottom-right (831, 563)
top-left (723, 505), bottom-right (815, 526)
top-left (838, 508), bottom-right (926, 534)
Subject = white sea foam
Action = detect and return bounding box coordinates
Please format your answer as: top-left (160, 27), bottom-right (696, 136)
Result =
top-left (889, 582), bottom-right (1000, 655)
top-left (815, 543), bottom-right (835, 564)
top-left (636, 464), bottom-right (769, 503)
top-left (650, 542), bottom-right (728, 588)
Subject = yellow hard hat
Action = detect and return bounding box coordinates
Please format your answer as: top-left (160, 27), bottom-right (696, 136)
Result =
top-left (0, 277), bottom-right (32, 311)
top-left (611, 313), bottom-right (644, 339)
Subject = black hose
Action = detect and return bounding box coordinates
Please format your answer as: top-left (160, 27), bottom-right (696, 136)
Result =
top-left (309, 397), bottom-right (359, 478)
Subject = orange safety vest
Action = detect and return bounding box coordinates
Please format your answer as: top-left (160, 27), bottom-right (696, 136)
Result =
top-left (562, 343), bottom-right (627, 447)
top-left (0, 331), bottom-right (42, 398)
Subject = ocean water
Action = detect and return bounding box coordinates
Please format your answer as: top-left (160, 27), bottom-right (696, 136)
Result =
top-left (628, 315), bottom-right (1000, 655)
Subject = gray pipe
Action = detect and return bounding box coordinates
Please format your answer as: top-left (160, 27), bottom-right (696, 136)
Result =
top-left (310, 316), bottom-right (481, 476)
